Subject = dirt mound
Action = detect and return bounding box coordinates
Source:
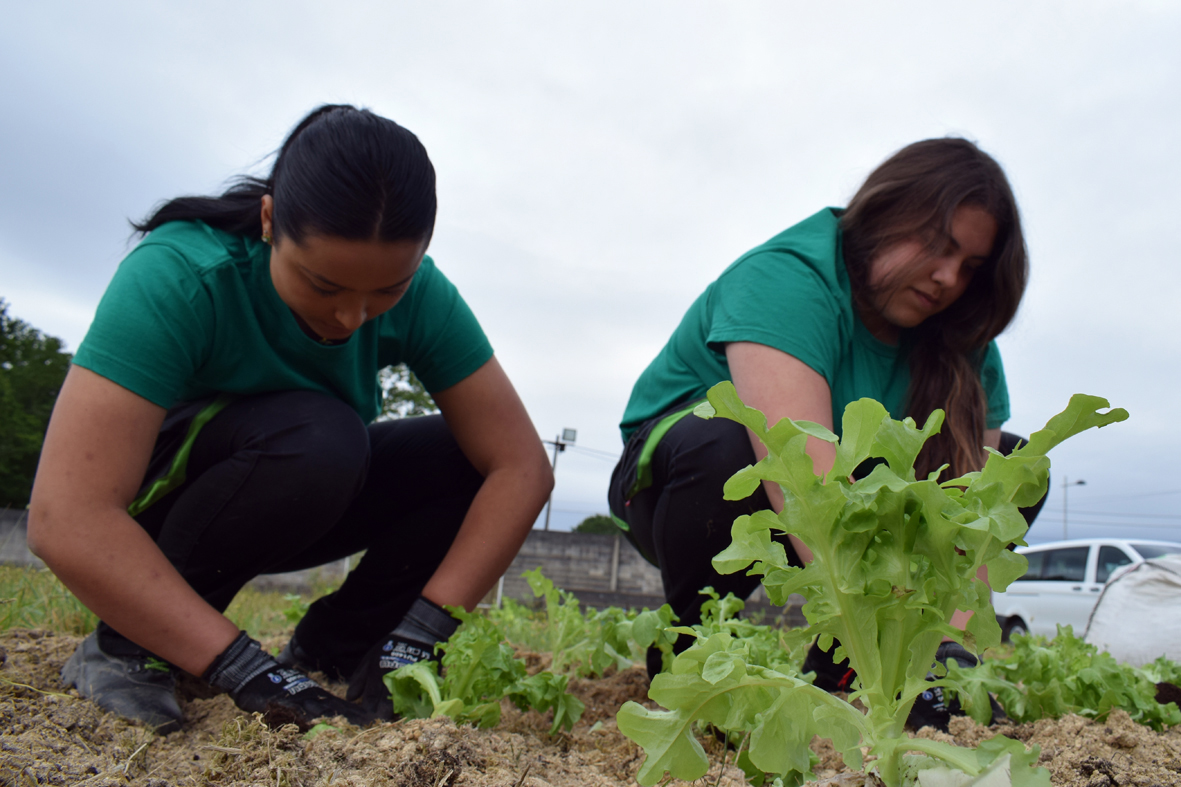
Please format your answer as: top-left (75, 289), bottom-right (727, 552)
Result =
top-left (3, 628), bottom-right (1180, 786)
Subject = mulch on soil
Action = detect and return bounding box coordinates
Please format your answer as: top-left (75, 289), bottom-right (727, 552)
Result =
top-left (2, 628), bottom-right (1179, 786)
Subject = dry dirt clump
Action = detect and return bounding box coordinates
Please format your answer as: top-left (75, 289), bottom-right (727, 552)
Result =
top-left (3, 628), bottom-right (1181, 787)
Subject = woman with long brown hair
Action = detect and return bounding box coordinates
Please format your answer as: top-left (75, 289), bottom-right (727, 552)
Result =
top-left (608, 138), bottom-right (1043, 728)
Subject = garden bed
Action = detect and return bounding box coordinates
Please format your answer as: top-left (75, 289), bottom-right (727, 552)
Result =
top-left (3, 628), bottom-right (1180, 787)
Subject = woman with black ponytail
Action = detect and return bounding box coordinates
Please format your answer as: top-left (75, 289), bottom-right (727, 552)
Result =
top-left (29, 105), bottom-right (554, 730)
top-left (608, 138), bottom-right (1046, 729)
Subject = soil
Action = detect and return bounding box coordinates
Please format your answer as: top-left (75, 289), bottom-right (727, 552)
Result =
top-left (3, 628), bottom-right (1180, 787)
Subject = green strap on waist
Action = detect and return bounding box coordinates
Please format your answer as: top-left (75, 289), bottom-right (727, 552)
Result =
top-left (626, 402), bottom-right (700, 500)
top-left (127, 394), bottom-right (236, 517)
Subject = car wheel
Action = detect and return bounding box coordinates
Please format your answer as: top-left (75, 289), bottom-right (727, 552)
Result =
top-left (1003, 617), bottom-right (1028, 642)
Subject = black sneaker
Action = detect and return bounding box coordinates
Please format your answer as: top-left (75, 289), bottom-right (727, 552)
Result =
top-left (906, 642), bottom-right (1007, 732)
top-left (802, 639), bottom-right (858, 692)
top-left (61, 632), bottom-right (183, 733)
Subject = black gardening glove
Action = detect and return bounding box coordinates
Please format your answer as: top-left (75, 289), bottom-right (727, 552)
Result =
top-left (906, 641), bottom-right (1006, 732)
top-left (346, 596), bottom-right (460, 719)
top-left (205, 631), bottom-right (376, 728)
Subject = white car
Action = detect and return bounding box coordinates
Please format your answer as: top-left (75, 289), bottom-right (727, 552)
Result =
top-left (991, 538), bottom-right (1181, 640)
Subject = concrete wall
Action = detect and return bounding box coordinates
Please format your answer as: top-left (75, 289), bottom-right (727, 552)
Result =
top-left (0, 508), bottom-right (40, 568)
top-left (496, 530), bottom-right (802, 623)
top-left (0, 506), bottom-right (350, 589)
top-left (0, 509), bottom-right (664, 602)
top-left (1, 511), bottom-right (802, 622)
top-left (499, 530), bottom-right (665, 609)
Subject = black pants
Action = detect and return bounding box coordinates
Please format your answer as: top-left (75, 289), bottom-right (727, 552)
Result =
top-left (609, 413), bottom-right (804, 634)
top-left (609, 408), bottom-right (1046, 677)
top-left (98, 390), bottom-right (483, 679)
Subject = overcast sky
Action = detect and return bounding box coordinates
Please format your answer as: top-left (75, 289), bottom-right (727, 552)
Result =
top-left (2, 1), bottom-right (1179, 544)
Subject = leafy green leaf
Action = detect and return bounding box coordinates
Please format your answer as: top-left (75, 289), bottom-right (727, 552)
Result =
top-left (829, 398), bottom-right (889, 481)
top-left (712, 511), bottom-right (787, 575)
top-left (617, 702), bottom-right (711, 785)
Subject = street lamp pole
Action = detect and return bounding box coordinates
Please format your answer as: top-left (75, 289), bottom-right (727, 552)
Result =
top-left (1062, 476), bottom-right (1086, 540)
top-left (541, 428), bottom-right (577, 531)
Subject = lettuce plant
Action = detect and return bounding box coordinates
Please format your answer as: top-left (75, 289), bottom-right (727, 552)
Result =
top-left (384, 607), bottom-right (585, 734)
top-left (384, 570), bottom-right (676, 734)
top-left (617, 384), bottom-right (1127, 787)
top-left (949, 625), bottom-right (1181, 731)
top-left (518, 567), bottom-right (677, 677)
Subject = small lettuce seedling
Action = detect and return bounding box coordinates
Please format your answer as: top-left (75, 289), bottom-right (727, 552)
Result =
top-left (384, 607), bottom-right (585, 734)
top-left (521, 567), bottom-right (678, 677)
top-left (617, 385), bottom-right (1127, 787)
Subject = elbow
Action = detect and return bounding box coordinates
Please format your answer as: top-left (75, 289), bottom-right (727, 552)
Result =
top-left (521, 446), bottom-right (554, 517)
top-left (26, 477), bottom-right (58, 560)
top-left (25, 504), bottom-right (53, 562)
top-left (537, 450), bottom-right (555, 498)
top-left (26, 497), bottom-right (76, 567)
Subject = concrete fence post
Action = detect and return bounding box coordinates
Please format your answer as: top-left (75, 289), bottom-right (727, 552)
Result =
top-left (609, 533), bottom-right (621, 592)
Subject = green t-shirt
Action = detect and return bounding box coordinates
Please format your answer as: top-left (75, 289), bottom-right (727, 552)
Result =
top-left (74, 221), bottom-right (493, 422)
top-left (620, 208), bottom-right (1009, 441)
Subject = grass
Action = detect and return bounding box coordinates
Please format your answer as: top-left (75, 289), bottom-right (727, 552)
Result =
top-left (0, 565), bottom-right (99, 635)
top-left (0, 564), bottom-right (340, 642)
top-left (224, 584), bottom-right (339, 642)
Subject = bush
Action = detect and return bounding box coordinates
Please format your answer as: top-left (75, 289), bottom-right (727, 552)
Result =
top-left (573, 514), bottom-right (617, 535)
top-left (0, 300), bottom-right (72, 507)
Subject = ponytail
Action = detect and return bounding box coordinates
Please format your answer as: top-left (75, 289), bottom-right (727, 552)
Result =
top-left (133, 104), bottom-right (437, 245)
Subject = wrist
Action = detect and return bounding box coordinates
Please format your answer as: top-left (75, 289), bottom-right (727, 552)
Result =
top-left (392, 596), bottom-right (460, 644)
top-left (204, 631), bottom-right (276, 695)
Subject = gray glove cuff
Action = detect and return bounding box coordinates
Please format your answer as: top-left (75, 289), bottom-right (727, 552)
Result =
top-left (204, 632), bottom-right (279, 695)
top-left (392, 596), bottom-right (460, 644)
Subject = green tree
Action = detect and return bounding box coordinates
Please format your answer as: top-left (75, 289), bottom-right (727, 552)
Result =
top-left (573, 514), bottom-right (617, 535)
top-left (0, 300), bottom-right (72, 507)
top-left (378, 363), bottom-right (437, 419)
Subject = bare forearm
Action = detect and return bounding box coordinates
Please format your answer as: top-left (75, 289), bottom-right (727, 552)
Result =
top-left (726, 342), bottom-right (839, 566)
top-left (28, 367), bottom-right (239, 676)
top-left (29, 505), bottom-right (238, 675)
top-left (421, 464), bottom-right (552, 610)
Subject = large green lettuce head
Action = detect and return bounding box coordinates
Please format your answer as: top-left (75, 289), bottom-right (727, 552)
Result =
top-left (621, 388), bottom-right (1126, 787)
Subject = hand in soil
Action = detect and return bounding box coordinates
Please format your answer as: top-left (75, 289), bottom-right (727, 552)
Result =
top-left (347, 595), bottom-right (460, 720)
top-left (347, 629), bottom-right (440, 721)
top-left (205, 631), bottom-right (379, 727)
top-left (234, 667), bottom-right (379, 728)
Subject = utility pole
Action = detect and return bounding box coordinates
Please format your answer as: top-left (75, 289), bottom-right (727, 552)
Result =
top-left (1062, 476), bottom-right (1086, 540)
top-left (541, 428), bottom-right (576, 531)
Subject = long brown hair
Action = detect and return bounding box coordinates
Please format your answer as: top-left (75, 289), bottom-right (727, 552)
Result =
top-left (842, 138), bottom-right (1027, 479)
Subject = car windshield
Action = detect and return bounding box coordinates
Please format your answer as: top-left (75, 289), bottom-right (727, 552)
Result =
top-left (1132, 543), bottom-right (1181, 559)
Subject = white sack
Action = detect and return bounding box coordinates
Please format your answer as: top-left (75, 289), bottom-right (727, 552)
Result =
top-left (1084, 554), bottom-right (1181, 666)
